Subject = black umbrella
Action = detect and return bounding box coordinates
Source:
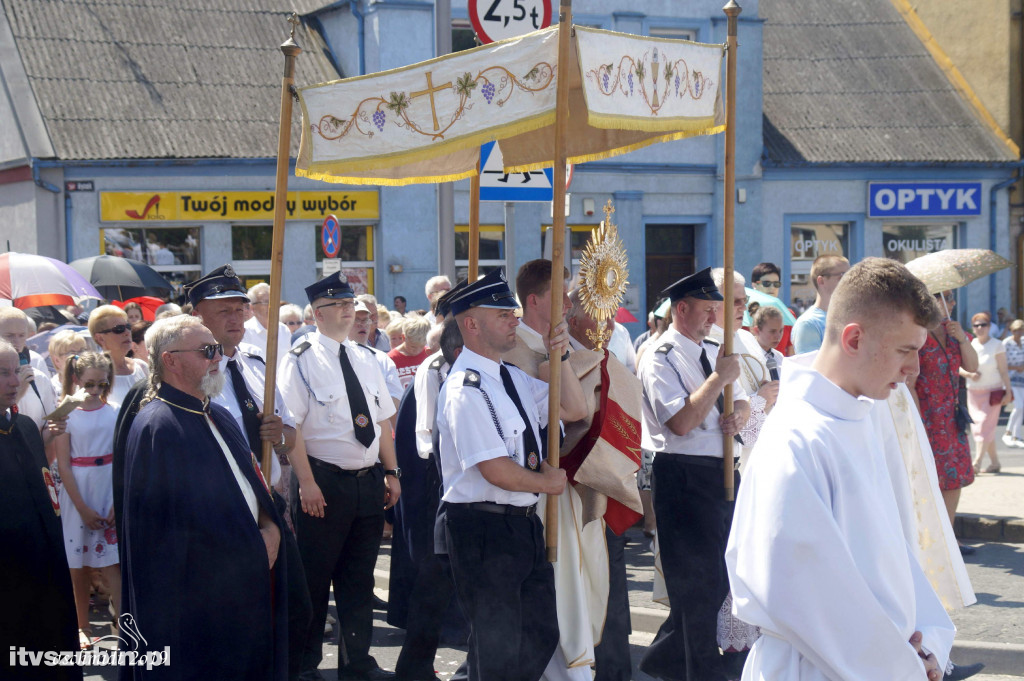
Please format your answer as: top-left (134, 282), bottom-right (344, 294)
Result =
top-left (69, 255), bottom-right (173, 301)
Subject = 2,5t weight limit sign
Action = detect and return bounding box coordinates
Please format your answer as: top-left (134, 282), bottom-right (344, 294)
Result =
top-left (469, 0), bottom-right (553, 45)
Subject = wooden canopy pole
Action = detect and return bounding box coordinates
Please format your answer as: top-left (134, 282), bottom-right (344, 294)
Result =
top-left (468, 163), bottom-right (481, 280)
top-left (721, 1), bottom-right (741, 501)
top-left (545, 0), bottom-right (572, 563)
top-left (261, 15), bottom-right (301, 482)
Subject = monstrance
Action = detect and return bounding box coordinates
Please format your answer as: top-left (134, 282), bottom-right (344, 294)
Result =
top-left (576, 200), bottom-right (629, 350)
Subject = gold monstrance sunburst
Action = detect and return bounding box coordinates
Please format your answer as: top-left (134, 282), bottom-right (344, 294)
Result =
top-left (577, 200), bottom-right (629, 350)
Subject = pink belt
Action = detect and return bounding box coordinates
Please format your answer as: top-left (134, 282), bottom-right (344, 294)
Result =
top-left (71, 453), bottom-right (113, 467)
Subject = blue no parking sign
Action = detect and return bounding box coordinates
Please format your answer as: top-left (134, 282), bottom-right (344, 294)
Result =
top-left (322, 214), bottom-right (341, 258)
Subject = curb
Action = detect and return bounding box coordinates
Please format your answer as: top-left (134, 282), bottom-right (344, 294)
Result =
top-left (956, 514), bottom-right (1024, 544)
top-left (952, 640), bottom-right (1024, 677)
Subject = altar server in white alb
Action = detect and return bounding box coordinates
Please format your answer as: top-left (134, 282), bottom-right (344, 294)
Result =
top-left (726, 258), bottom-right (955, 681)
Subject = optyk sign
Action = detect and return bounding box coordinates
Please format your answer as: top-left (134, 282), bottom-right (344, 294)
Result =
top-left (868, 182), bottom-right (982, 218)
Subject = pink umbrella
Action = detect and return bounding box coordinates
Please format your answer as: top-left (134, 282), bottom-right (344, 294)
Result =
top-left (0, 252), bottom-right (101, 308)
top-left (615, 307), bottom-right (638, 323)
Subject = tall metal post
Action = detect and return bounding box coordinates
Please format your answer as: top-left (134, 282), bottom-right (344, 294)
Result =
top-left (436, 0), bottom-right (456, 282)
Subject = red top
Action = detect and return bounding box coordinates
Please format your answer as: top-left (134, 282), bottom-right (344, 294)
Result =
top-left (388, 348), bottom-right (429, 390)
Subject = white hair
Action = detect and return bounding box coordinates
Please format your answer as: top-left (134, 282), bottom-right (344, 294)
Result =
top-left (247, 282), bottom-right (271, 299)
top-left (142, 315), bottom-right (206, 406)
top-left (0, 339), bottom-right (16, 360)
top-left (424, 275), bottom-right (452, 300)
top-left (154, 303), bottom-right (183, 319)
top-left (303, 304), bottom-right (314, 323)
top-left (280, 303), bottom-right (303, 323)
top-left (711, 267), bottom-right (746, 289)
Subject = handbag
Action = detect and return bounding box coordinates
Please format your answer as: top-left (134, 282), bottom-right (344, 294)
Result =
top-left (989, 389), bottom-right (1007, 406)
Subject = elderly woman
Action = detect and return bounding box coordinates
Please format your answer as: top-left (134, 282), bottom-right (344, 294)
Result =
top-left (907, 290), bottom-right (979, 555)
top-left (1002, 319), bottom-right (1024, 447)
top-left (47, 329), bottom-right (88, 396)
top-left (965, 312), bottom-right (1013, 473)
top-left (387, 316), bottom-right (430, 390)
top-left (87, 305), bottom-right (148, 407)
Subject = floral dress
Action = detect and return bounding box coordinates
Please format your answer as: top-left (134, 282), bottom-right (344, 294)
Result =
top-left (915, 332), bottom-right (973, 491)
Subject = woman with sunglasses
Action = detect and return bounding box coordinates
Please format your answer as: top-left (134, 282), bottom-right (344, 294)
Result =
top-left (54, 352), bottom-right (121, 649)
top-left (87, 305), bottom-right (149, 407)
top-left (964, 312), bottom-right (1012, 473)
top-left (908, 290), bottom-right (979, 556)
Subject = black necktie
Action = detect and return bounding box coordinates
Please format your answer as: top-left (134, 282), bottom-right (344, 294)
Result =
top-left (226, 359), bottom-right (262, 453)
top-left (339, 345), bottom-right (376, 449)
top-left (700, 347), bottom-right (742, 444)
top-left (0, 408), bottom-right (10, 432)
top-left (499, 364), bottom-right (541, 471)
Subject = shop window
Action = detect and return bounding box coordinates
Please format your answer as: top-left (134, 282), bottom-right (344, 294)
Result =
top-left (645, 224), bottom-right (696, 313)
top-left (789, 222), bottom-right (850, 308)
top-left (455, 225), bottom-right (505, 281)
top-left (452, 19), bottom-right (478, 53)
top-left (649, 26), bottom-right (698, 41)
top-left (313, 224), bottom-right (375, 295)
top-left (101, 226), bottom-right (202, 298)
top-left (882, 223), bottom-right (957, 264)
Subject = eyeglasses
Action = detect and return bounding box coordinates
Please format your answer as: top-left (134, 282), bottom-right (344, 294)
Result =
top-left (755, 280), bottom-right (782, 289)
top-left (96, 324), bottom-right (129, 335)
top-left (82, 381), bottom-right (110, 390)
top-left (352, 317), bottom-right (372, 326)
top-left (734, 298), bottom-right (749, 307)
top-left (316, 300), bottom-right (355, 310)
top-left (973, 322), bottom-right (990, 328)
top-left (284, 320), bottom-right (302, 327)
top-left (168, 343), bottom-right (223, 360)
top-left (937, 293), bottom-right (955, 303)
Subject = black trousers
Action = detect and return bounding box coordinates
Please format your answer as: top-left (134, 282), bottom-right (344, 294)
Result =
top-left (394, 551), bottom-right (457, 680)
top-left (640, 457), bottom-right (737, 681)
top-left (295, 462), bottom-right (386, 676)
top-left (594, 526), bottom-right (632, 681)
top-left (445, 506), bottom-right (558, 681)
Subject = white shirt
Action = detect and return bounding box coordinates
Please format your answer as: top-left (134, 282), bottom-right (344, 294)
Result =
top-left (438, 347), bottom-right (550, 507)
top-left (110, 359), bottom-right (148, 409)
top-left (211, 342), bottom-right (295, 486)
top-left (243, 317), bottom-right (291, 369)
top-left (17, 367), bottom-right (58, 429)
top-left (360, 344), bottom-right (404, 401)
top-left (28, 349), bottom-right (48, 376)
top-left (966, 336), bottom-right (1005, 391)
top-left (638, 326), bottom-right (747, 456)
top-left (413, 349), bottom-right (449, 458)
top-left (278, 332), bottom-right (396, 468)
top-left (726, 359), bottom-right (955, 681)
top-left (608, 322), bottom-right (636, 374)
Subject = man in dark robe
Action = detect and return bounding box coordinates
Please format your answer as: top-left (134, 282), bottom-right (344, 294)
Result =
top-left (0, 340), bottom-right (81, 681)
top-left (121, 316), bottom-right (288, 680)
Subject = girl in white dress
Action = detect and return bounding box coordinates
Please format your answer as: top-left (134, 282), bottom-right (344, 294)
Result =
top-left (54, 352), bottom-right (121, 649)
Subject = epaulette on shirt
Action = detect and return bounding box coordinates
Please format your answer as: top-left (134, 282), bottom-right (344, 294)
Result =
top-left (655, 343), bottom-right (674, 355)
top-left (243, 352), bottom-right (265, 365)
top-left (290, 341), bottom-right (311, 357)
top-left (357, 342), bottom-right (379, 355)
top-left (463, 369), bottom-right (482, 388)
top-left (429, 356), bottom-right (444, 371)
top-left (704, 338), bottom-right (721, 348)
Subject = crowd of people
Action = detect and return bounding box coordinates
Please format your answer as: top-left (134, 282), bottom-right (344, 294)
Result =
top-left (1, 252), bottom-right (1012, 681)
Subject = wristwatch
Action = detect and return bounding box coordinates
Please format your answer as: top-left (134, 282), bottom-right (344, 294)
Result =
top-left (384, 468), bottom-right (402, 479)
top-left (560, 349), bottom-right (571, 362)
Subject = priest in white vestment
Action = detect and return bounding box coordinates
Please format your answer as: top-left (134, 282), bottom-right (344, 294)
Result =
top-left (726, 258), bottom-right (955, 681)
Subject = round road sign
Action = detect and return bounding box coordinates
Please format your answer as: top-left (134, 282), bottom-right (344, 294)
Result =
top-left (469, 0), bottom-right (553, 45)
top-left (322, 214), bottom-right (341, 259)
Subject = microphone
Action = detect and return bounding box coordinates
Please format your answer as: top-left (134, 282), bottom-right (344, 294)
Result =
top-left (765, 352), bottom-right (780, 382)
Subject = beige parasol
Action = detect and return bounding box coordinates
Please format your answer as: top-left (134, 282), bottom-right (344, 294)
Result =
top-left (905, 248), bottom-right (1013, 295)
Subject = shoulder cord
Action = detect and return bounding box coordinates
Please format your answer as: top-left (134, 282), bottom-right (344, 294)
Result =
top-left (478, 388), bottom-right (504, 440)
top-left (295, 354), bottom-right (326, 407)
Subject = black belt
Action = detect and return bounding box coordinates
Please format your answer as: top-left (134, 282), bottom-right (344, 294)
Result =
top-left (448, 501), bottom-right (537, 517)
top-left (308, 457), bottom-right (378, 477)
top-left (668, 454), bottom-right (740, 471)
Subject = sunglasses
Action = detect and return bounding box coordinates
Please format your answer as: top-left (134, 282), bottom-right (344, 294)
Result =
top-left (973, 322), bottom-right (990, 328)
top-left (284, 320), bottom-right (303, 327)
top-left (96, 324), bottom-right (129, 335)
top-left (168, 343), bottom-right (223, 360)
top-left (755, 280), bottom-right (782, 288)
top-left (82, 381), bottom-right (110, 390)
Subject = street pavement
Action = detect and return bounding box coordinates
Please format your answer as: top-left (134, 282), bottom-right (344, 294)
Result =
top-left (79, 435), bottom-right (1023, 680)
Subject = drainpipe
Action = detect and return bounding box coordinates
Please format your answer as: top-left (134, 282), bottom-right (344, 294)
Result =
top-left (990, 166), bottom-right (1023, 315)
top-left (350, 0), bottom-right (366, 75)
top-left (31, 163), bottom-right (69, 260)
